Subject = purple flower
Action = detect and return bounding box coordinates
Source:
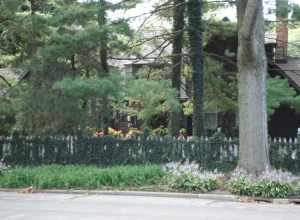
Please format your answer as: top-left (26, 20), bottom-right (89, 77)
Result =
top-left (163, 161), bottom-right (224, 180)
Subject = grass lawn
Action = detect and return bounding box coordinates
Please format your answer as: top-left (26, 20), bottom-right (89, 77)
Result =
top-left (0, 165), bottom-right (166, 190)
top-left (0, 164), bottom-right (299, 199)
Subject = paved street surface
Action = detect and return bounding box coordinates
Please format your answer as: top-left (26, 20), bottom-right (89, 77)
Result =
top-left (0, 192), bottom-right (299, 220)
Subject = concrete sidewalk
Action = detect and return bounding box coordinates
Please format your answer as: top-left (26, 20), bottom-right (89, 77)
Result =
top-left (0, 192), bottom-right (299, 220)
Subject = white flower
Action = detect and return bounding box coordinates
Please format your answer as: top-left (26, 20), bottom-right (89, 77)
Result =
top-left (230, 168), bottom-right (298, 183)
top-left (259, 170), bottom-right (298, 183)
top-left (163, 161), bottom-right (224, 180)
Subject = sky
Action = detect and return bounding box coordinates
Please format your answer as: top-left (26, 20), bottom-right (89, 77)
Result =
top-left (111, 0), bottom-right (300, 29)
top-left (78, 0), bottom-right (300, 29)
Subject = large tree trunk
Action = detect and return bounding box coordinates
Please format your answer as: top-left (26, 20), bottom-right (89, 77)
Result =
top-left (237, 0), bottom-right (269, 173)
top-left (90, 0), bottom-right (109, 132)
top-left (187, 0), bottom-right (204, 137)
top-left (29, 0), bottom-right (39, 57)
top-left (169, 0), bottom-right (185, 136)
top-left (98, 0), bottom-right (109, 75)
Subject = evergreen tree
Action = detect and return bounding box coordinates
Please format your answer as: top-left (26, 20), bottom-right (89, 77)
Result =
top-left (0, 0), bottom-right (138, 134)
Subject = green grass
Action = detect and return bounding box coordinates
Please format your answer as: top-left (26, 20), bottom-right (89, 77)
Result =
top-left (0, 165), bottom-right (166, 189)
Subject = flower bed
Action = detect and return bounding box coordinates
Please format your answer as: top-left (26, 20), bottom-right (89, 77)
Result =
top-left (162, 162), bottom-right (223, 193)
top-left (228, 169), bottom-right (299, 198)
top-left (0, 162), bottom-right (299, 199)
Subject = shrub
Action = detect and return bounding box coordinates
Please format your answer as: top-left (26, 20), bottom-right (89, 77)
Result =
top-left (229, 176), bottom-right (294, 198)
top-left (165, 172), bottom-right (219, 192)
top-left (0, 165), bottom-right (166, 189)
top-left (228, 176), bottom-right (254, 196)
top-left (163, 161), bottom-right (222, 192)
top-left (228, 169), bottom-right (296, 198)
top-left (294, 182), bottom-right (300, 196)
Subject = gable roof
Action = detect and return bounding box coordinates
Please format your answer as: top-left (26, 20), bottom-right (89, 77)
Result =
top-left (0, 68), bottom-right (29, 96)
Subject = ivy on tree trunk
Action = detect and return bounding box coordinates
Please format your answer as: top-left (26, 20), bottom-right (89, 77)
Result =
top-left (170, 0), bottom-right (185, 136)
top-left (98, 0), bottom-right (109, 75)
top-left (187, 0), bottom-right (204, 137)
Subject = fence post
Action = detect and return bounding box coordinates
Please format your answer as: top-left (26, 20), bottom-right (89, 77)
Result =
top-left (297, 128), bottom-right (300, 142)
top-left (0, 137), bottom-right (3, 160)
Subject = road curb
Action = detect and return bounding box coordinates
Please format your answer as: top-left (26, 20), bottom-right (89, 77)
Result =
top-left (0, 188), bottom-right (299, 204)
top-left (0, 188), bottom-right (238, 201)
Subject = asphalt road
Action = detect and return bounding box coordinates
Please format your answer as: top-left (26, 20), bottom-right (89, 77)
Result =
top-left (0, 192), bottom-right (299, 220)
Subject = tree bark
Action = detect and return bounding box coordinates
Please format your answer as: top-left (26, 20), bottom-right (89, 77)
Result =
top-left (29, 0), bottom-right (39, 57)
top-left (169, 0), bottom-right (185, 136)
top-left (91, 0), bottom-right (109, 132)
top-left (98, 0), bottom-right (109, 75)
top-left (187, 0), bottom-right (204, 137)
top-left (237, 0), bottom-right (269, 173)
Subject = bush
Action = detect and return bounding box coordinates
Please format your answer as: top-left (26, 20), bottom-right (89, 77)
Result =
top-left (165, 172), bottom-right (219, 192)
top-left (228, 169), bottom-right (297, 198)
top-left (0, 165), bottom-right (166, 189)
top-left (163, 162), bottom-right (222, 192)
top-left (228, 176), bottom-right (294, 198)
top-left (228, 176), bottom-right (254, 196)
top-left (294, 183), bottom-right (300, 196)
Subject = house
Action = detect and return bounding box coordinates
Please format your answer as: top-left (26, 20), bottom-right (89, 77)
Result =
top-left (268, 58), bottom-right (300, 138)
top-left (93, 16), bottom-right (300, 137)
top-left (205, 16), bottom-right (300, 138)
top-left (0, 68), bottom-right (30, 97)
top-left (265, 16), bottom-right (300, 138)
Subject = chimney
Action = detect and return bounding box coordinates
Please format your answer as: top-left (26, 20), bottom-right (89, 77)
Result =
top-left (276, 0), bottom-right (289, 62)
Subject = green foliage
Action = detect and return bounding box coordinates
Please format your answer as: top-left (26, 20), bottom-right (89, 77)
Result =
top-left (0, 165), bottom-right (166, 189)
top-left (1, 0), bottom-right (300, 136)
top-left (182, 57), bottom-right (237, 115)
top-left (7, 73), bottom-right (123, 134)
top-left (0, 0), bottom-right (138, 134)
top-left (204, 19), bottom-right (237, 44)
top-left (292, 4), bottom-right (300, 21)
top-left (54, 74), bottom-right (121, 99)
top-left (123, 79), bottom-right (180, 126)
top-left (164, 173), bottom-right (219, 192)
top-left (204, 58), bottom-right (237, 112)
top-left (0, 98), bottom-right (17, 135)
top-left (15, 85), bottom-right (89, 134)
top-left (182, 100), bottom-right (193, 116)
top-left (267, 77), bottom-right (299, 116)
top-left (276, 0), bottom-right (289, 18)
top-left (184, 74), bottom-right (300, 117)
top-left (228, 177), bottom-right (295, 198)
top-left (294, 182), bottom-right (300, 196)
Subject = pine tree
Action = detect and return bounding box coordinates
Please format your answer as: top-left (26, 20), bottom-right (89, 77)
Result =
top-left (0, 0), bottom-right (138, 134)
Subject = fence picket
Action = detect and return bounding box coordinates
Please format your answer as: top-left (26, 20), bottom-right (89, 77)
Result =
top-left (0, 135), bottom-right (299, 172)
